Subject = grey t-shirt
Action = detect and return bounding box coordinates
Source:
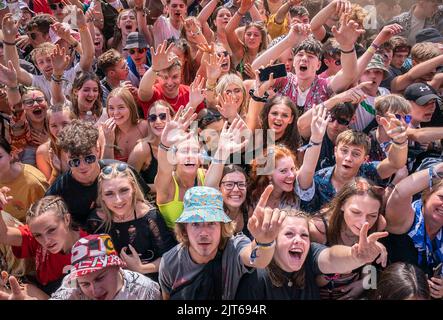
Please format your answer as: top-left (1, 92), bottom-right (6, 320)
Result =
top-left (159, 233), bottom-right (253, 300)
top-left (50, 269), bottom-right (161, 300)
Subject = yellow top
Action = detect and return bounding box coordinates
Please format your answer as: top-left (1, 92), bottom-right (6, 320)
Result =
top-left (158, 168), bottom-right (205, 229)
top-left (267, 13), bottom-right (289, 40)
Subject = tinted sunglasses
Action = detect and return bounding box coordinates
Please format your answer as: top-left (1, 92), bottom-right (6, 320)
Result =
top-left (68, 154), bottom-right (97, 168)
top-left (394, 114), bottom-right (412, 124)
top-left (27, 32), bottom-right (37, 40)
top-left (330, 115), bottom-right (350, 126)
top-left (23, 97), bottom-right (45, 107)
top-left (49, 2), bottom-right (64, 10)
top-left (102, 163), bottom-right (128, 175)
top-left (147, 113), bottom-right (167, 122)
top-left (129, 48), bottom-right (146, 55)
top-left (220, 181), bottom-right (247, 190)
top-left (217, 51), bottom-right (229, 58)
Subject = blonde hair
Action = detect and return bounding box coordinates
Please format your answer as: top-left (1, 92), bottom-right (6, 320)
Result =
top-left (107, 87), bottom-right (139, 125)
top-left (97, 163), bottom-right (147, 232)
top-left (174, 221), bottom-right (236, 250)
top-left (30, 42), bottom-right (56, 65)
top-left (335, 130), bottom-right (371, 155)
top-left (26, 196), bottom-right (75, 228)
top-left (375, 94), bottom-right (411, 116)
top-left (411, 42), bottom-right (441, 63)
top-left (216, 73), bottom-right (247, 117)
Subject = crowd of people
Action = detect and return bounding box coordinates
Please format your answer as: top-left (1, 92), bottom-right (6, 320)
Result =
top-left (0, 0), bottom-right (442, 300)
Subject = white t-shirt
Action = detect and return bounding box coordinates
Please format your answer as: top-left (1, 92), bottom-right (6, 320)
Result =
top-left (152, 15), bottom-right (181, 48)
top-left (408, 14), bottom-right (425, 45)
top-left (350, 87), bottom-right (390, 132)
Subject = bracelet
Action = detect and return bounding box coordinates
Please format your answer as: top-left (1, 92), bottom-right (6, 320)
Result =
top-left (255, 239), bottom-right (275, 247)
top-left (309, 139), bottom-right (321, 146)
top-left (340, 47), bottom-right (355, 54)
top-left (249, 89), bottom-right (269, 103)
top-left (3, 40), bottom-right (16, 46)
top-left (78, 25), bottom-right (88, 32)
top-left (206, 82), bottom-right (216, 90)
top-left (367, 46), bottom-right (376, 54)
top-left (250, 240), bottom-right (275, 265)
top-left (51, 74), bottom-right (64, 83)
top-left (7, 85), bottom-right (19, 91)
top-left (371, 43), bottom-right (380, 50)
top-left (391, 138), bottom-right (408, 145)
top-left (159, 142), bottom-right (171, 151)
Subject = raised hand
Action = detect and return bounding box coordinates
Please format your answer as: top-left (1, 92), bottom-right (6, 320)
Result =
top-left (0, 187), bottom-right (13, 211)
top-left (331, 0), bottom-right (351, 16)
top-left (334, 81), bottom-right (370, 105)
top-left (243, 63), bottom-right (255, 79)
top-left (310, 103), bottom-right (330, 143)
top-left (189, 75), bottom-right (206, 109)
top-left (239, 0), bottom-right (255, 14)
top-left (197, 42), bottom-right (214, 55)
top-left (133, 0), bottom-right (144, 9)
top-left (101, 117), bottom-right (116, 144)
top-left (0, 61), bottom-right (18, 88)
top-left (248, 185), bottom-right (287, 244)
top-left (286, 23), bottom-right (311, 45)
top-left (204, 53), bottom-right (223, 82)
top-left (215, 117), bottom-right (250, 160)
top-left (51, 22), bottom-right (72, 41)
top-left (76, 7), bottom-right (87, 27)
top-left (51, 45), bottom-right (70, 75)
top-left (254, 65), bottom-right (276, 96)
top-left (120, 245), bottom-right (143, 274)
top-left (373, 24), bottom-right (403, 46)
top-left (16, 35), bottom-right (30, 50)
top-left (216, 92), bottom-right (239, 120)
top-left (350, 222), bottom-right (388, 267)
top-left (151, 40), bottom-right (177, 72)
top-left (1, 14), bottom-right (19, 42)
top-left (161, 105), bottom-right (198, 148)
top-left (332, 13), bottom-right (365, 48)
top-left (380, 112), bottom-right (408, 144)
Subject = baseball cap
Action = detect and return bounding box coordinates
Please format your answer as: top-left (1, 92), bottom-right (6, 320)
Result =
top-left (404, 83), bottom-right (442, 106)
top-left (68, 234), bottom-right (125, 280)
top-left (175, 187), bottom-right (232, 223)
top-left (365, 54), bottom-right (389, 78)
top-left (123, 32), bottom-right (148, 50)
top-left (415, 28), bottom-right (443, 44)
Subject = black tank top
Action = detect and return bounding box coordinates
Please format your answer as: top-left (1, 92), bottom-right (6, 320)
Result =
top-left (140, 143), bottom-right (158, 185)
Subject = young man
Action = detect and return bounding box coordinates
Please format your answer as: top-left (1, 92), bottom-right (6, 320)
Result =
top-left (380, 36), bottom-right (411, 90)
top-left (302, 129), bottom-right (408, 213)
top-left (318, 38), bottom-right (342, 79)
top-left (267, 3), bottom-right (310, 40)
top-left (124, 32), bottom-right (152, 87)
top-left (159, 186), bottom-right (285, 300)
top-left (152, 0), bottom-right (187, 47)
top-left (0, 234), bottom-right (161, 300)
top-left (138, 41), bottom-right (205, 117)
top-left (2, 12), bottom-right (94, 101)
top-left (252, 21), bottom-right (360, 113)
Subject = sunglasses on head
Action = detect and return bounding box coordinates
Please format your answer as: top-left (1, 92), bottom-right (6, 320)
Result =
top-left (49, 2), bottom-right (64, 10)
top-left (217, 51), bottom-right (229, 58)
top-left (102, 163), bottom-right (128, 175)
top-left (68, 154), bottom-right (97, 168)
top-left (330, 115), bottom-right (350, 126)
top-left (23, 97), bottom-right (45, 107)
top-left (394, 114), bottom-right (412, 124)
top-left (129, 48), bottom-right (146, 55)
top-left (148, 113), bottom-right (167, 122)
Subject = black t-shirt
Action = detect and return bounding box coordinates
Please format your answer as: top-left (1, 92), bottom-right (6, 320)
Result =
top-left (316, 134), bottom-right (336, 171)
top-left (235, 243), bottom-right (326, 300)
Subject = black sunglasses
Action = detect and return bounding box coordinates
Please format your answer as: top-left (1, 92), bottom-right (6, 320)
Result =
top-left (148, 113), bottom-right (167, 122)
top-left (49, 2), bottom-right (64, 10)
top-left (68, 154), bottom-right (97, 168)
top-left (129, 48), bottom-right (146, 55)
top-left (217, 51), bottom-right (229, 58)
top-left (102, 163), bottom-right (128, 175)
top-left (330, 115), bottom-right (350, 126)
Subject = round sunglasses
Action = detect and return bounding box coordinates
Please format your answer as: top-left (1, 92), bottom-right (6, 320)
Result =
top-left (68, 154), bottom-right (97, 168)
top-left (147, 113), bottom-right (167, 122)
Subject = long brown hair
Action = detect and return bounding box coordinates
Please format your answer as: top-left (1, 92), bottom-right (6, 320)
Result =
top-left (71, 71), bottom-right (103, 119)
top-left (324, 177), bottom-right (384, 246)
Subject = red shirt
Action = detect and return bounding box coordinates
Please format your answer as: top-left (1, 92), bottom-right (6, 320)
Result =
top-left (31, 0), bottom-right (52, 14)
top-left (138, 84), bottom-right (205, 118)
top-left (12, 225), bottom-right (88, 286)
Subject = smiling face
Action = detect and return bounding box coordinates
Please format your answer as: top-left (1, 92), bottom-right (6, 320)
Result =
top-left (68, 147), bottom-right (100, 185)
top-left (410, 100), bottom-right (436, 123)
top-left (22, 90), bottom-right (48, 124)
top-left (215, 8), bottom-right (231, 30)
top-left (220, 171), bottom-right (247, 210)
top-left (148, 104), bottom-right (170, 137)
top-left (107, 96), bottom-right (131, 126)
top-left (48, 110), bottom-right (72, 139)
top-left (274, 216), bottom-right (310, 272)
top-left (267, 103), bottom-right (294, 139)
top-left (175, 139), bottom-right (200, 174)
top-left (244, 26), bottom-right (262, 50)
top-left (118, 11), bottom-right (137, 35)
top-left (342, 194), bottom-right (381, 237)
top-left (34, 52), bottom-right (53, 78)
top-left (293, 50), bottom-right (321, 81)
top-left (157, 66), bottom-right (181, 98)
top-left (424, 185), bottom-right (443, 229)
top-left (101, 176), bottom-right (134, 219)
top-left (77, 266), bottom-right (122, 300)
top-left (28, 210), bottom-right (71, 254)
top-left (271, 156), bottom-right (296, 193)
top-left (334, 143), bottom-right (367, 179)
top-left (186, 222), bottom-right (221, 263)
top-left (76, 80), bottom-right (99, 111)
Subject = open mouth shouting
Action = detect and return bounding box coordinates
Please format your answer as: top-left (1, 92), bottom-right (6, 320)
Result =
top-left (299, 65), bottom-right (308, 72)
top-left (288, 247), bottom-right (305, 269)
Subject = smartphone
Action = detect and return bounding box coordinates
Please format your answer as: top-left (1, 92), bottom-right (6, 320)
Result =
top-left (433, 262), bottom-right (442, 278)
top-left (259, 63), bottom-right (287, 82)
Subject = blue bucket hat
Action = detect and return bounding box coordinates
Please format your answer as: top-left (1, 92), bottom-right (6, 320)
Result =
top-left (175, 187), bottom-right (232, 223)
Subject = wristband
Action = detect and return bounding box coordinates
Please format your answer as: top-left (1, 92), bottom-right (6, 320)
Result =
top-left (249, 89), bottom-right (269, 103)
top-left (3, 40), bottom-right (16, 46)
top-left (250, 240), bottom-right (275, 265)
top-left (367, 46), bottom-right (376, 54)
top-left (159, 142), bottom-right (172, 152)
top-left (340, 47), bottom-right (355, 54)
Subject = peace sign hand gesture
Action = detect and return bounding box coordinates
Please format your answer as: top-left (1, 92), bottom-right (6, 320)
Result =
top-left (248, 185), bottom-right (286, 244)
top-left (350, 222), bottom-right (388, 267)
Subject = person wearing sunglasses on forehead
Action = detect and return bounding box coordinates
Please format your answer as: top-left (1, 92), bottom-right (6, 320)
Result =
top-left (124, 32), bottom-right (152, 86)
top-left (309, 177), bottom-right (388, 300)
top-left (128, 100), bottom-right (176, 194)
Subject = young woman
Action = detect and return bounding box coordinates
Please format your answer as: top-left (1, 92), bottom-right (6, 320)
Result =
top-left (128, 100), bottom-right (175, 193)
top-left (180, 16), bottom-right (208, 63)
top-left (87, 163), bottom-right (177, 280)
top-left (235, 209), bottom-right (388, 300)
top-left (385, 161), bottom-right (443, 299)
top-left (108, 9), bottom-right (138, 54)
top-left (170, 38), bottom-right (197, 86)
top-left (102, 87), bottom-right (149, 163)
top-left (36, 105), bottom-right (76, 183)
top-left (0, 192), bottom-right (88, 295)
top-left (310, 177), bottom-right (387, 300)
top-left (93, 26), bottom-right (107, 59)
top-left (0, 137), bottom-right (47, 223)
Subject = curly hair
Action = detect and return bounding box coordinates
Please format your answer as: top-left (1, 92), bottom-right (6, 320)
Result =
top-left (56, 119), bottom-right (99, 157)
top-left (97, 49), bottom-right (124, 75)
top-left (26, 14), bottom-right (53, 34)
top-left (30, 42), bottom-right (56, 65)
